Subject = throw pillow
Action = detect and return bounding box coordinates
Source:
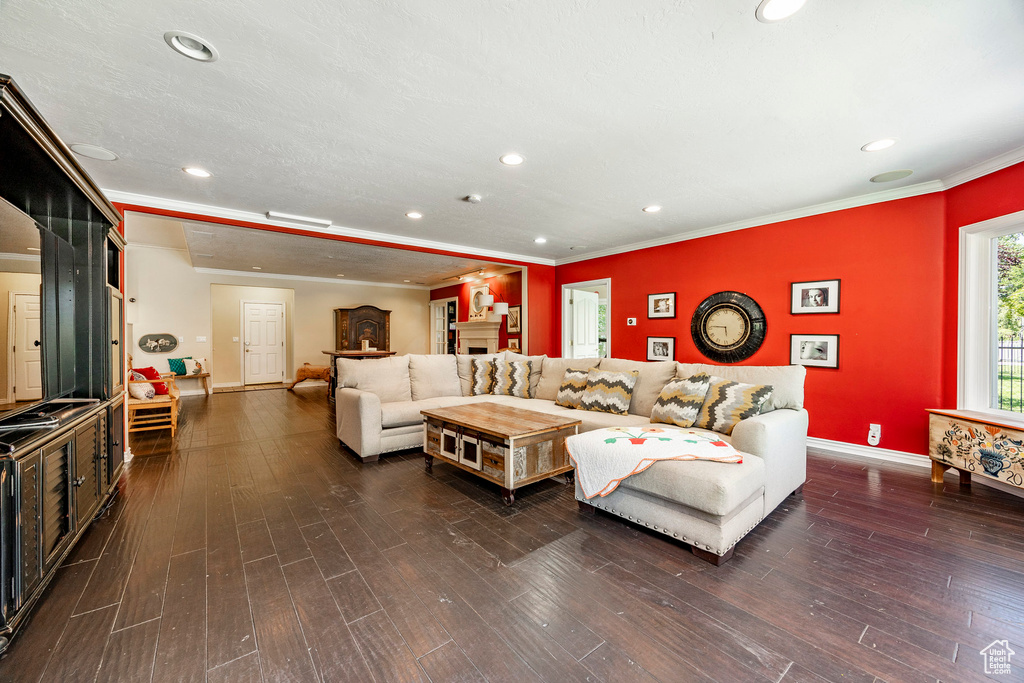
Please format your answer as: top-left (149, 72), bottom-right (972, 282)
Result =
top-left (554, 368), bottom-right (590, 408)
top-left (167, 356), bottom-right (191, 376)
top-left (134, 366), bottom-right (169, 395)
top-left (127, 371), bottom-right (155, 400)
top-left (182, 358), bottom-right (206, 375)
top-left (491, 359), bottom-right (532, 398)
top-left (471, 358), bottom-right (495, 396)
top-left (694, 376), bottom-right (774, 435)
top-left (650, 373), bottom-right (712, 428)
top-left (579, 369), bottom-right (639, 415)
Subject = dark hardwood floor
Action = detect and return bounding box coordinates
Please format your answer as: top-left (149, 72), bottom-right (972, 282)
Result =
top-left (1, 387), bottom-right (1023, 682)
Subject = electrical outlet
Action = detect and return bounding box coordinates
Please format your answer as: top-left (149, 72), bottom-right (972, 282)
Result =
top-left (177, 336), bottom-right (184, 344)
top-left (867, 423), bottom-right (881, 446)
top-left (627, 317), bottom-right (637, 326)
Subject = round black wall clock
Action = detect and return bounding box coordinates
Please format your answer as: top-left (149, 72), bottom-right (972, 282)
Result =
top-left (691, 291), bottom-right (767, 363)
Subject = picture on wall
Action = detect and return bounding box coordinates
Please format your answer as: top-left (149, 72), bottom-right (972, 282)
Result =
top-left (648, 292), bottom-right (676, 318)
top-left (507, 337), bottom-right (520, 350)
top-left (791, 334), bottom-right (839, 368)
top-left (647, 336), bottom-right (675, 361)
top-left (138, 333), bottom-right (178, 353)
top-left (507, 305), bottom-right (522, 334)
top-left (791, 279), bottom-right (840, 314)
top-left (469, 284), bottom-right (489, 321)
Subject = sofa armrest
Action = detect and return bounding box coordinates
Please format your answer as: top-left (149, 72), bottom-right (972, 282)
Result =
top-left (730, 408), bottom-right (808, 514)
top-left (336, 387), bottom-right (382, 460)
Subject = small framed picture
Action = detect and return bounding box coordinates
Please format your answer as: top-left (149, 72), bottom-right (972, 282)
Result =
top-left (791, 334), bottom-right (839, 368)
top-left (647, 336), bottom-right (675, 361)
top-left (506, 305), bottom-right (522, 334)
top-left (648, 292), bottom-right (676, 318)
top-left (791, 279), bottom-right (840, 314)
top-left (507, 337), bottom-right (520, 350)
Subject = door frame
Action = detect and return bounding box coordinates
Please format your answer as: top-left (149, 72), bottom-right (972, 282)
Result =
top-left (561, 278), bottom-right (611, 359)
top-left (7, 291), bottom-right (40, 404)
top-left (429, 297), bottom-right (458, 354)
top-left (239, 300), bottom-right (288, 386)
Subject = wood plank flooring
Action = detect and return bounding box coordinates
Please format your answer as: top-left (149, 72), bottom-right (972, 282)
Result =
top-left (1, 386), bottom-right (1023, 682)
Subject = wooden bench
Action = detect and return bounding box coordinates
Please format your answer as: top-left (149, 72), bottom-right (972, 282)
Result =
top-left (177, 372), bottom-right (212, 395)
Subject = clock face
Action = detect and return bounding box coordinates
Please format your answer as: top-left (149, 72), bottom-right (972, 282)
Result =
top-left (691, 291), bottom-right (766, 363)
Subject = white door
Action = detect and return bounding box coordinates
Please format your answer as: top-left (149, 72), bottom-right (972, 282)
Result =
top-left (14, 293), bottom-right (42, 400)
top-left (429, 300), bottom-right (447, 354)
top-left (570, 290), bottom-right (600, 358)
top-left (243, 302), bottom-right (285, 385)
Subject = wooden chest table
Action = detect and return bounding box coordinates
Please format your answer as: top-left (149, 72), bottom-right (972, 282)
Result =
top-left (421, 402), bottom-right (581, 505)
top-left (928, 408), bottom-right (1024, 490)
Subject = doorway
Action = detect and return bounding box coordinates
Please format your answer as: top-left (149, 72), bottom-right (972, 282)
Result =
top-left (562, 279), bottom-right (610, 359)
top-left (241, 301), bottom-right (286, 385)
top-left (429, 297), bottom-right (458, 354)
top-left (8, 292), bottom-right (42, 402)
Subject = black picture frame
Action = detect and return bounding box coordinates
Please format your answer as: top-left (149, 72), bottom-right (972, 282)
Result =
top-left (648, 292), bottom-right (676, 318)
top-left (790, 333), bottom-right (839, 368)
top-left (506, 305), bottom-right (522, 334)
top-left (647, 336), bottom-right (675, 361)
top-left (791, 279), bottom-right (840, 314)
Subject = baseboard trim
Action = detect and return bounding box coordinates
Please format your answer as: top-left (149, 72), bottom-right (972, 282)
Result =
top-left (807, 437), bottom-right (1024, 499)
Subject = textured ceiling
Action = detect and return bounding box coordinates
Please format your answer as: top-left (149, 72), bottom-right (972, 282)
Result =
top-left (2, 0), bottom-right (1023, 263)
top-left (126, 213), bottom-right (511, 286)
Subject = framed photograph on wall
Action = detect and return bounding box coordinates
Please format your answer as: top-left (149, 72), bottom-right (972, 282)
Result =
top-left (791, 279), bottom-right (840, 314)
top-left (647, 336), bottom-right (675, 361)
top-left (648, 292), bottom-right (676, 318)
top-left (507, 337), bottom-right (520, 350)
top-left (506, 305), bottom-right (522, 334)
top-left (791, 334), bottom-right (839, 368)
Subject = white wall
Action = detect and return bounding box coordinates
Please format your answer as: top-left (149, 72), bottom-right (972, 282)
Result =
top-left (125, 245), bottom-right (430, 388)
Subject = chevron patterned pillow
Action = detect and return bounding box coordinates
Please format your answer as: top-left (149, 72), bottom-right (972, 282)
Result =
top-left (694, 376), bottom-right (774, 435)
top-left (650, 373), bottom-right (712, 428)
top-left (554, 368), bottom-right (591, 408)
top-left (492, 359), bottom-right (533, 398)
top-left (471, 358), bottom-right (496, 395)
top-left (580, 369), bottom-right (640, 415)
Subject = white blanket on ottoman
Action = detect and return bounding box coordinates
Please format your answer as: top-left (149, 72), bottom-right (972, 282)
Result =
top-left (566, 426), bottom-right (743, 499)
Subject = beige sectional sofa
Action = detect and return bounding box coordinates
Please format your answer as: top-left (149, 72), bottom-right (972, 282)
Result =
top-left (334, 351), bottom-right (807, 564)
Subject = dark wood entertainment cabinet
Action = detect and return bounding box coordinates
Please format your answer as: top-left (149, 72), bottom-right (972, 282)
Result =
top-left (0, 75), bottom-right (126, 652)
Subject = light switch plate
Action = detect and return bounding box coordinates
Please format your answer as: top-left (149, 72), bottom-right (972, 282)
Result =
top-left (196, 336), bottom-right (207, 343)
top-left (232, 336), bottom-right (239, 342)
top-left (177, 336), bottom-right (184, 343)
top-left (627, 317), bottom-right (637, 326)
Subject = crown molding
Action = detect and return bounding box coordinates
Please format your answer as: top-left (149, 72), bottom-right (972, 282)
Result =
top-left (555, 180), bottom-right (946, 265)
top-left (106, 189), bottom-right (556, 266)
top-left (192, 267), bottom-right (429, 290)
top-left (940, 144), bottom-right (1024, 190)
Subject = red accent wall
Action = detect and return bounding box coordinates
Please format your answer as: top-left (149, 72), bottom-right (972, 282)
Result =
top-left (557, 193), bottom-right (948, 454)
top-left (431, 272), bottom-right (524, 350)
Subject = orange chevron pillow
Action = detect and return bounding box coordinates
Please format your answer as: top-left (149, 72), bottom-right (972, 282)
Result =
top-left (694, 376), bottom-right (774, 435)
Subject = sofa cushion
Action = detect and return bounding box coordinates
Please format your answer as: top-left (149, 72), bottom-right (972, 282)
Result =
top-left (457, 354), bottom-right (498, 396)
top-left (684, 364), bottom-right (805, 412)
top-left (503, 351), bottom-right (546, 396)
top-left (381, 395), bottom-right (475, 428)
top-left (492, 359), bottom-right (532, 398)
top-left (409, 354), bottom-right (462, 400)
top-left (619, 449), bottom-right (765, 517)
top-left (694, 376), bottom-right (774, 435)
top-left (599, 358), bottom-right (677, 417)
top-left (537, 358), bottom-right (599, 401)
top-left (579, 369), bottom-right (639, 415)
top-left (471, 358), bottom-right (496, 395)
top-left (337, 355), bottom-right (412, 403)
top-left (650, 373), bottom-right (712, 428)
top-left (555, 369), bottom-right (590, 408)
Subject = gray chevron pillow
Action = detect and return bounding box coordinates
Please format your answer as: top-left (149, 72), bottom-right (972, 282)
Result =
top-left (650, 373), bottom-right (712, 428)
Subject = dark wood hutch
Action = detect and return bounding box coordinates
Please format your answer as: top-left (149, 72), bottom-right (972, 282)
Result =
top-left (334, 305), bottom-right (391, 352)
top-left (0, 75), bottom-right (125, 652)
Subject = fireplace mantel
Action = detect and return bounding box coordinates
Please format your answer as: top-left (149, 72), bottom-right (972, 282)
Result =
top-left (455, 321), bottom-right (501, 354)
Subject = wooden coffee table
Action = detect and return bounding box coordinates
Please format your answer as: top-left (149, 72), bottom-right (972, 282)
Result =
top-left (421, 402), bottom-right (581, 505)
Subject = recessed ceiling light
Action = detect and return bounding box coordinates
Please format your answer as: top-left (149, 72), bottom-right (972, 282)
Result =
top-left (861, 138), bottom-right (897, 152)
top-left (534, 237), bottom-right (547, 244)
top-left (336, 274), bottom-right (345, 277)
top-left (755, 0), bottom-right (807, 23)
top-left (252, 266), bottom-right (262, 270)
top-left (404, 280), bottom-right (411, 283)
top-left (183, 167), bottom-right (211, 178)
top-left (70, 143), bottom-right (118, 161)
top-left (406, 211), bottom-right (423, 219)
top-left (870, 169), bottom-right (914, 183)
top-left (164, 31), bottom-right (219, 62)
top-left (500, 153), bottom-right (525, 166)
top-left (27, 247), bottom-right (40, 252)
top-left (642, 205), bottom-right (662, 213)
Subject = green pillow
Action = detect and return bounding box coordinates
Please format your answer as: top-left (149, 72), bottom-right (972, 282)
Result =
top-left (167, 356), bottom-right (192, 376)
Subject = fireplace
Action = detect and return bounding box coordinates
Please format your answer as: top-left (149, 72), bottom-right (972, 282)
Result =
top-left (455, 321), bottom-right (501, 354)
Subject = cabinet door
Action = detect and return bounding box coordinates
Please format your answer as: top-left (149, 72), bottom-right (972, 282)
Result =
top-left (40, 434), bottom-right (73, 575)
top-left (16, 451), bottom-right (42, 609)
top-left (107, 399), bottom-right (124, 489)
top-left (74, 417), bottom-right (101, 527)
top-left (107, 286), bottom-right (123, 397)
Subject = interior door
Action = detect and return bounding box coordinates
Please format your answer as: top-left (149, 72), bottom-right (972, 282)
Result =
top-left (570, 290), bottom-right (600, 358)
top-left (14, 293), bottom-right (42, 401)
top-left (430, 301), bottom-right (447, 354)
top-left (243, 302), bottom-right (285, 385)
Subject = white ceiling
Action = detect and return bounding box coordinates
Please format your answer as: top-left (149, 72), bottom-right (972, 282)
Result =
top-left (2, 0), bottom-right (1023, 266)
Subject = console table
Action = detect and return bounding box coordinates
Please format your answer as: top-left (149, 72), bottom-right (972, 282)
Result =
top-left (927, 409), bottom-right (1024, 491)
top-left (322, 349), bottom-right (397, 402)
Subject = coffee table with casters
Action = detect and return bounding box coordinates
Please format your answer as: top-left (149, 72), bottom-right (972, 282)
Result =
top-left (421, 402), bottom-right (581, 505)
